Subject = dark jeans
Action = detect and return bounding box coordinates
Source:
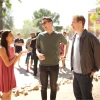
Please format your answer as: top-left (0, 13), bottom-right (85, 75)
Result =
top-left (40, 65), bottom-right (59, 100)
top-left (73, 72), bottom-right (93, 100)
top-left (33, 55), bottom-right (38, 75)
top-left (32, 52), bottom-right (38, 75)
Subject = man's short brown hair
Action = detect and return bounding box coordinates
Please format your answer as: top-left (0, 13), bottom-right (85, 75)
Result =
top-left (42, 17), bottom-right (53, 22)
top-left (17, 33), bottom-right (21, 35)
top-left (73, 15), bottom-right (85, 27)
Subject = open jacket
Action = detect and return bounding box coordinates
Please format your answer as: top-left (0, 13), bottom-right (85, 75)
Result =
top-left (71, 29), bottom-right (100, 75)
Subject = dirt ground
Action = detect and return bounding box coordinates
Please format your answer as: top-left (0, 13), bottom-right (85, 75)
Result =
top-left (10, 78), bottom-right (100, 100)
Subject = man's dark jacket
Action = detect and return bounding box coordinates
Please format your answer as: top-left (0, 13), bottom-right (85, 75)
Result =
top-left (71, 29), bottom-right (100, 75)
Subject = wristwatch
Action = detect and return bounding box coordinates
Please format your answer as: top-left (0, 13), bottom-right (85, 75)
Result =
top-left (64, 56), bottom-right (66, 58)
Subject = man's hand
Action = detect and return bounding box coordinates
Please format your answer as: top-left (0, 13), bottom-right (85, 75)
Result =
top-left (59, 54), bottom-right (66, 60)
top-left (21, 50), bottom-right (29, 54)
top-left (90, 72), bottom-right (95, 78)
top-left (37, 53), bottom-right (45, 60)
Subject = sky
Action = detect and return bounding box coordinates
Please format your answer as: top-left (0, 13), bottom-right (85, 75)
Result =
top-left (11, 0), bottom-right (96, 29)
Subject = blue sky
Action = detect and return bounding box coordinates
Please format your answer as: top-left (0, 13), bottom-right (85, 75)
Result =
top-left (11, 0), bottom-right (96, 29)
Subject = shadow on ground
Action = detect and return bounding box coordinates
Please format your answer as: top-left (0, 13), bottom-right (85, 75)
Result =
top-left (15, 67), bottom-right (29, 76)
top-left (58, 67), bottom-right (72, 79)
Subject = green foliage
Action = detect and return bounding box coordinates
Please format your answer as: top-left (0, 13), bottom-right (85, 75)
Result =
top-left (21, 20), bottom-right (40, 39)
top-left (54, 26), bottom-right (63, 32)
top-left (32, 8), bottom-right (60, 31)
top-left (18, 0), bottom-right (22, 2)
top-left (90, 13), bottom-right (98, 22)
top-left (0, 0), bottom-right (21, 30)
top-left (97, 7), bottom-right (100, 15)
top-left (12, 28), bottom-right (22, 38)
top-left (89, 24), bottom-right (100, 33)
top-left (6, 0), bottom-right (12, 9)
top-left (65, 26), bottom-right (75, 38)
top-left (3, 10), bottom-right (14, 29)
top-left (96, 0), bottom-right (100, 5)
top-left (2, 8), bottom-right (6, 16)
top-left (2, 0), bottom-right (12, 16)
top-left (0, 0), bottom-right (3, 7)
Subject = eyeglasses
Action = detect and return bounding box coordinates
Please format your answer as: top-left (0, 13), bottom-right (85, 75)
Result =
top-left (30, 34), bottom-right (35, 35)
top-left (41, 21), bottom-right (49, 25)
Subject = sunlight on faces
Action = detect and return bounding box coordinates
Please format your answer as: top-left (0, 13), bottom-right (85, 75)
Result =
top-left (71, 17), bottom-right (83, 32)
top-left (6, 32), bottom-right (14, 44)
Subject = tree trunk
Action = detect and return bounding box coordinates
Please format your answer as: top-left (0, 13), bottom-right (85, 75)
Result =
top-left (0, 2), bottom-right (3, 30)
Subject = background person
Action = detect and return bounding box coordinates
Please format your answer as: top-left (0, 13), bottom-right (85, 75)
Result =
top-left (25, 33), bottom-right (35, 72)
top-left (30, 32), bottom-right (40, 76)
top-left (14, 33), bottom-right (24, 67)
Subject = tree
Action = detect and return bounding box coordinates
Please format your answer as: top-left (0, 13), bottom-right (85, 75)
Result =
top-left (0, 0), bottom-right (3, 30)
top-left (0, 0), bottom-right (21, 30)
top-left (89, 24), bottom-right (100, 32)
top-left (65, 26), bottom-right (75, 39)
top-left (89, 13), bottom-right (98, 36)
top-left (12, 27), bottom-right (21, 38)
top-left (96, 0), bottom-right (100, 5)
top-left (54, 25), bottom-right (63, 32)
top-left (32, 8), bottom-right (60, 31)
top-left (21, 20), bottom-right (40, 39)
top-left (90, 13), bottom-right (98, 22)
top-left (3, 10), bottom-right (14, 29)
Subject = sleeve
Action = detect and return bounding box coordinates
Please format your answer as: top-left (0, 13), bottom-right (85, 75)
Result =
top-left (14, 39), bottom-right (17, 43)
top-left (30, 40), bottom-right (33, 48)
top-left (59, 34), bottom-right (68, 44)
top-left (22, 39), bottom-right (24, 43)
top-left (90, 34), bottom-right (100, 71)
top-left (36, 35), bottom-right (40, 50)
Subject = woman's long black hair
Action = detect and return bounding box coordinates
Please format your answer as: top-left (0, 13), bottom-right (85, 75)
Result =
top-left (1, 30), bottom-right (11, 57)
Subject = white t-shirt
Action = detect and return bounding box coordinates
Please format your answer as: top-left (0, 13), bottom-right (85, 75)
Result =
top-left (73, 34), bottom-right (82, 74)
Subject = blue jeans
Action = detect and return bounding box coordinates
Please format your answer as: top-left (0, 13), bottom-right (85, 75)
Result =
top-left (73, 72), bottom-right (93, 100)
top-left (40, 65), bottom-right (59, 100)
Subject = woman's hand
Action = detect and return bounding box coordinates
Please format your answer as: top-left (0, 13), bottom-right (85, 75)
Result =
top-left (20, 50), bottom-right (29, 54)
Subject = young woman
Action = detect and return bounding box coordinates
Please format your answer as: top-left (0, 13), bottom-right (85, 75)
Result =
top-left (0, 30), bottom-right (27, 100)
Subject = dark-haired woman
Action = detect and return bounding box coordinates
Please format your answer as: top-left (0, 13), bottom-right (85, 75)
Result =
top-left (0, 30), bottom-right (26, 100)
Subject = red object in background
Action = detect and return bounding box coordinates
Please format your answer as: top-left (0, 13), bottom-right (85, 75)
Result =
top-left (96, 20), bottom-right (100, 24)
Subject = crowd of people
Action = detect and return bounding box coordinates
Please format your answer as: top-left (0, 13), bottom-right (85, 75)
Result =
top-left (0, 15), bottom-right (100, 100)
